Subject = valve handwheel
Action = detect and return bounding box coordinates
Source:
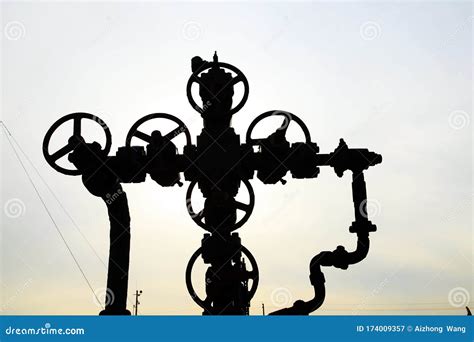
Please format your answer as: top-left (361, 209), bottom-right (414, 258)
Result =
top-left (125, 113), bottom-right (191, 147)
top-left (185, 245), bottom-right (259, 310)
top-left (186, 179), bottom-right (255, 232)
top-left (186, 61), bottom-right (249, 115)
top-left (42, 112), bottom-right (112, 176)
top-left (246, 110), bottom-right (312, 145)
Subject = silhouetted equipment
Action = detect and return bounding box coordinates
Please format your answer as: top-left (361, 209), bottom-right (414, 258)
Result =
top-left (42, 52), bottom-right (382, 315)
top-left (467, 306), bottom-right (472, 316)
top-left (133, 290), bottom-right (143, 316)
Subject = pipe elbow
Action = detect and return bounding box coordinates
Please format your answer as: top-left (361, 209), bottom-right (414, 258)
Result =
top-left (310, 232), bottom-right (370, 271)
top-left (345, 233), bottom-right (370, 265)
top-left (268, 273), bottom-right (326, 316)
top-left (304, 281), bottom-right (326, 314)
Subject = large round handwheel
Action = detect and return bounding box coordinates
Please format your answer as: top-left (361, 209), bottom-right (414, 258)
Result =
top-left (246, 110), bottom-right (312, 145)
top-left (185, 179), bottom-right (255, 232)
top-left (186, 61), bottom-right (249, 115)
top-left (185, 245), bottom-right (259, 310)
top-left (43, 112), bottom-right (112, 176)
top-left (125, 113), bottom-right (191, 147)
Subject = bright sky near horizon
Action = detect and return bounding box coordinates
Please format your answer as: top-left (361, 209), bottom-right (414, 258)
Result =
top-left (1, 1), bottom-right (472, 315)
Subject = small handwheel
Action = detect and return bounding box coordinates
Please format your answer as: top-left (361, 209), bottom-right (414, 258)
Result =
top-left (185, 245), bottom-right (259, 310)
top-left (43, 112), bottom-right (112, 175)
top-left (186, 179), bottom-right (255, 231)
top-left (125, 113), bottom-right (191, 147)
top-left (186, 61), bottom-right (249, 115)
top-left (246, 110), bottom-right (312, 145)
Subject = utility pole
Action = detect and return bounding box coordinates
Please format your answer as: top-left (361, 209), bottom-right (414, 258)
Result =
top-left (262, 303), bottom-right (265, 315)
top-left (133, 290), bottom-right (143, 316)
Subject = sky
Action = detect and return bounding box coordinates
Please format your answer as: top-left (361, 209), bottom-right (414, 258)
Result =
top-left (0, 1), bottom-right (472, 315)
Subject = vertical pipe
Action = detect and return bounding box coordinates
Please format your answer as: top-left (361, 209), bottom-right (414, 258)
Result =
top-left (100, 185), bottom-right (131, 315)
top-left (352, 171), bottom-right (368, 223)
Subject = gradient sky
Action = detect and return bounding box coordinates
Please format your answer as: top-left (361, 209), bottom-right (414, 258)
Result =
top-left (1, 1), bottom-right (472, 315)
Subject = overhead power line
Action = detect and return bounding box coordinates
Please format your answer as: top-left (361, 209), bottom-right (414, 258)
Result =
top-left (1, 121), bottom-right (103, 309)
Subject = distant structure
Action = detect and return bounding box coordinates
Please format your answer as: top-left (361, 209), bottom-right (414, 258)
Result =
top-left (133, 290), bottom-right (143, 316)
top-left (43, 53), bottom-right (382, 315)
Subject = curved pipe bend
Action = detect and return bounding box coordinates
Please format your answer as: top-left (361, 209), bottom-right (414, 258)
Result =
top-left (269, 170), bottom-right (375, 316)
top-left (269, 232), bottom-right (371, 316)
top-left (310, 232), bottom-right (370, 271)
top-left (269, 269), bottom-right (326, 315)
